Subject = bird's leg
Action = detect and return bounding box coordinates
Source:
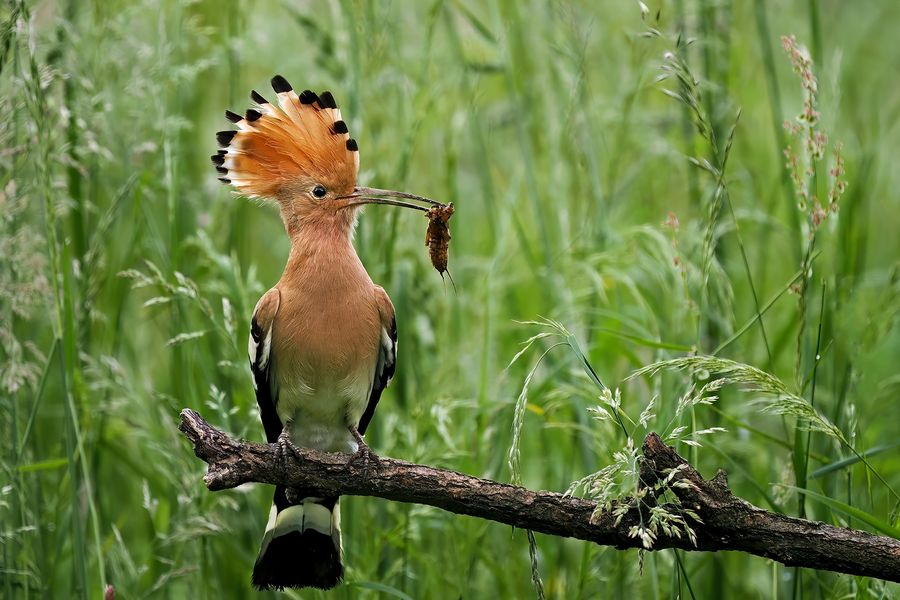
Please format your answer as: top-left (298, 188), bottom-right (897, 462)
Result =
top-left (348, 425), bottom-right (380, 475)
top-left (274, 427), bottom-right (309, 504)
top-left (275, 429), bottom-right (303, 465)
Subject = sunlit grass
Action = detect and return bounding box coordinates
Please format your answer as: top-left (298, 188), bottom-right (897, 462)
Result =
top-left (2, 0), bottom-right (900, 598)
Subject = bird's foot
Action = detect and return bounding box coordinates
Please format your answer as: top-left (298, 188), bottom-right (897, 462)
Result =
top-left (348, 426), bottom-right (380, 477)
top-left (275, 430), bottom-right (303, 465)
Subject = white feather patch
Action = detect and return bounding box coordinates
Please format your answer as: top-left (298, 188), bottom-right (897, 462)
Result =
top-left (247, 332), bottom-right (258, 364)
top-left (249, 326), bottom-right (273, 370)
top-left (264, 503), bottom-right (278, 534)
top-left (381, 326), bottom-right (395, 368)
top-left (332, 502), bottom-right (343, 556)
top-left (260, 328), bottom-right (273, 370)
top-left (270, 502), bottom-right (333, 537)
top-left (301, 502), bottom-right (333, 535)
top-left (273, 505), bottom-right (305, 536)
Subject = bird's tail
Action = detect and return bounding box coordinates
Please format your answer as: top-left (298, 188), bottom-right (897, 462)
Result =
top-left (252, 486), bottom-right (343, 591)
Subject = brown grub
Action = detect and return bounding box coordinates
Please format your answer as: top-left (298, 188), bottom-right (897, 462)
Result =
top-left (425, 202), bottom-right (455, 278)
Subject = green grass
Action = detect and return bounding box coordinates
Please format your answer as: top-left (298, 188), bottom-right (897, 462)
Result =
top-left (2, 0), bottom-right (900, 598)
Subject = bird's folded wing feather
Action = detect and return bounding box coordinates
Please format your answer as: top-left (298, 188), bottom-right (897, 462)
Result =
top-left (249, 287), bottom-right (282, 443)
top-left (358, 285), bottom-right (397, 435)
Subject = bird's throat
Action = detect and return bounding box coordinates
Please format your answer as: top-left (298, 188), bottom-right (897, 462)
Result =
top-left (282, 214), bottom-right (361, 277)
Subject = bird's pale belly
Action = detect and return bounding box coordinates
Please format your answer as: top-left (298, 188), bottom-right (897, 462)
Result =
top-left (274, 362), bottom-right (373, 453)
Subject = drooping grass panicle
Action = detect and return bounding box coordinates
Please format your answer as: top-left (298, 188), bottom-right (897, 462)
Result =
top-left (507, 340), bottom-right (567, 486)
top-left (628, 355), bottom-right (846, 444)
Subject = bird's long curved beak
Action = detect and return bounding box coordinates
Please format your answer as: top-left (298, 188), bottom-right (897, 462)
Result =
top-left (338, 186), bottom-right (443, 212)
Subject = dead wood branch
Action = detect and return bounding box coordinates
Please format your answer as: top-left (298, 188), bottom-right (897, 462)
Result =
top-left (179, 408), bottom-right (900, 583)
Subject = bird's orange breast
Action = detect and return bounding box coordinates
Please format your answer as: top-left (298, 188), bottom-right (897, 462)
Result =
top-left (271, 235), bottom-right (381, 400)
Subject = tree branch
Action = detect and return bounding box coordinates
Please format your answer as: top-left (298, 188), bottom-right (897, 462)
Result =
top-left (179, 408), bottom-right (900, 583)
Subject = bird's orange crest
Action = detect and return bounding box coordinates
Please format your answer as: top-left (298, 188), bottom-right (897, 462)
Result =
top-left (212, 75), bottom-right (359, 198)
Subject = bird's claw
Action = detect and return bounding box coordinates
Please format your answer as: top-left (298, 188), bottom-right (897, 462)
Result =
top-left (348, 426), bottom-right (380, 477)
top-left (275, 430), bottom-right (302, 465)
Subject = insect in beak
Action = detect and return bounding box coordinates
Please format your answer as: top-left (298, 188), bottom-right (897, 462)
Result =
top-left (339, 186), bottom-right (456, 283)
top-left (338, 186), bottom-right (444, 212)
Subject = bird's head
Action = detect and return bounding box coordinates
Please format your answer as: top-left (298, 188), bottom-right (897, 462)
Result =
top-left (213, 76), bottom-right (440, 237)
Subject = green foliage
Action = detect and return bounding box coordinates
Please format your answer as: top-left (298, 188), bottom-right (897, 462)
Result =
top-left (2, 0), bottom-right (900, 598)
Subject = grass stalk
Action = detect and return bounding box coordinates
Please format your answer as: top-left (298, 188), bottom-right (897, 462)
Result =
top-left (796, 281), bottom-right (826, 521)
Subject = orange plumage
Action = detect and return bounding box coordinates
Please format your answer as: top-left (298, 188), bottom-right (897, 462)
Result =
top-left (212, 76), bottom-right (358, 200)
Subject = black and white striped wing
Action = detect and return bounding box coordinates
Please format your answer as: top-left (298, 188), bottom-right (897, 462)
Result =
top-left (249, 288), bottom-right (282, 443)
top-left (358, 306), bottom-right (396, 435)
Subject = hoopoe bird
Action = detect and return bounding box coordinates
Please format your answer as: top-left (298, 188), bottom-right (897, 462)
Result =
top-left (212, 75), bottom-right (440, 590)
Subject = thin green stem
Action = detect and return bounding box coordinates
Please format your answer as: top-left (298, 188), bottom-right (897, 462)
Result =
top-left (714, 267), bottom-right (806, 355)
top-left (673, 550), bottom-right (697, 600)
top-left (800, 281), bottom-right (826, 519)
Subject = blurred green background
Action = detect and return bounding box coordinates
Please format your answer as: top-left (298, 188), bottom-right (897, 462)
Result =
top-left (2, 0), bottom-right (899, 598)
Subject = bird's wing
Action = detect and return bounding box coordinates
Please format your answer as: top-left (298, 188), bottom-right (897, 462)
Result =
top-left (249, 287), bottom-right (282, 443)
top-left (358, 285), bottom-right (397, 435)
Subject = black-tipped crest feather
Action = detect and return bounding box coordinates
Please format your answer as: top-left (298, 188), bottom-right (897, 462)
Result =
top-left (251, 90), bottom-right (268, 105)
top-left (271, 75), bottom-right (292, 93)
top-left (299, 90), bottom-right (318, 105)
top-left (318, 91), bottom-right (337, 109)
top-left (216, 130), bottom-right (236, 146)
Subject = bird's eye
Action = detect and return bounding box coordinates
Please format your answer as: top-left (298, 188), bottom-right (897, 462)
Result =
top-left (312, 185), bottom-right (327, 199)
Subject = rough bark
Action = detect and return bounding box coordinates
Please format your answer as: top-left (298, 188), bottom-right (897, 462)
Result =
top-left (179, 408), bottom-right (900, 583)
